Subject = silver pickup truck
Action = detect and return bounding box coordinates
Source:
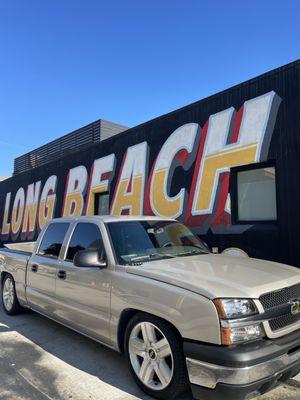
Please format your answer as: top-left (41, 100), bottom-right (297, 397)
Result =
top-left (0, 216), bottom-right (300, 400)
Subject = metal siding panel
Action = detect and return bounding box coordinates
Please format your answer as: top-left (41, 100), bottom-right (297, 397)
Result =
top-left (13, 120), bottom-right (119, 174)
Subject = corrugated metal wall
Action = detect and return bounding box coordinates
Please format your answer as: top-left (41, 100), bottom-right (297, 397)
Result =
top-left (100, 120), bottom-right (128, 141)
top-left (13, 119), bottom-right (128, 175)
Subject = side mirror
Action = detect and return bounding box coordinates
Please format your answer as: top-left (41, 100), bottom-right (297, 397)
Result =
top-left (73, 249), bottom-right (107, 269)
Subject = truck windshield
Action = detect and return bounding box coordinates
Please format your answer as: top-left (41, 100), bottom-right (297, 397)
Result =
top-left (106, 220), bottom-right (209, 265)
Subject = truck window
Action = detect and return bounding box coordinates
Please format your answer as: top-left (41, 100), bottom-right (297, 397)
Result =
top-left (38, 223), bottom-right (70, 258)
top-left (107, 220), bottom-right (209, 265)
top-left (65, 223), bottom-right (104, 262)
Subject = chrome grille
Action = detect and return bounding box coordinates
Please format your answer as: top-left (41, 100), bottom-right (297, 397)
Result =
top-left (259, 283), bottom-right (300, 332)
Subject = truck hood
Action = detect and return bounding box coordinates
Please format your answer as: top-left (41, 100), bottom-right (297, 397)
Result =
top-left (126, 254), bottom-right (300, 299)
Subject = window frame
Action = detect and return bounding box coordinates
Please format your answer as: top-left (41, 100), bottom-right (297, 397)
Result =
top-left (37, 222), bottom-right (70, 259)
top-left (230, 160), bottom-right (278, 225)
top-left (63, 222), bottom-right (105, 264)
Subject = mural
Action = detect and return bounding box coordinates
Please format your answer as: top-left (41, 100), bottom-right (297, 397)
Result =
top-left (0, 91), bottom-right (281, 244)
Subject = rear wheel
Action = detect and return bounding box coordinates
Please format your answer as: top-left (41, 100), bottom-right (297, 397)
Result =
top-left (125, 313), bottom-right (189, 399)
top-left (2, 275), bottom-right (22, 315)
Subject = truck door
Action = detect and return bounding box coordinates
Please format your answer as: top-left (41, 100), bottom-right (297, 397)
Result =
top-left (54, 222), bottom-right (111, 344)
top-left (26, 222), bottom-right (70, 315)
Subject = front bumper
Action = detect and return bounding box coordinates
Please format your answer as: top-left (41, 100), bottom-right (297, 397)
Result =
top-left (184, 329), bottom-right (300, 400)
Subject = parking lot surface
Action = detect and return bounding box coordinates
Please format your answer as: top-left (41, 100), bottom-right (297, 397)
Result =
top-left (0, 307), bottom-right (299, 400)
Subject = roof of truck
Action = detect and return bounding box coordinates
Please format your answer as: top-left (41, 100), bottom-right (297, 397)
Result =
top-left (50, 215), bottom-right (175, 224)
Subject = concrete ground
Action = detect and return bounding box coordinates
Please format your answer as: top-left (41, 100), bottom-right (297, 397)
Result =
top-left (0, 307), bottom-right (299, 400)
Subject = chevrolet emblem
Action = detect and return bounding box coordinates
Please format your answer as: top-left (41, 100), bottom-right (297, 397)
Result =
top-left (290, 300), bottom-right (300, 315)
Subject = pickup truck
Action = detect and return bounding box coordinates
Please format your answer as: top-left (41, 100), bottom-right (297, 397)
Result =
top-left (0, 216), bottom-right (300, 400)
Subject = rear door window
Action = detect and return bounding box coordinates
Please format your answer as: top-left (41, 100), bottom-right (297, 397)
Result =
top-left (38, 223), bottom-right (70, 258)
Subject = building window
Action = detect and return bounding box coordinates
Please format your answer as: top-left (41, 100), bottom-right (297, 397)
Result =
top-left (231, 164), bottom-right (277, 223)
top-left (95, 192), bottom-right (110, 215)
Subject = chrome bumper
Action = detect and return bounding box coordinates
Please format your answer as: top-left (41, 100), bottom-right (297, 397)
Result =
top-left (186, 349), bottom-right (300, 389)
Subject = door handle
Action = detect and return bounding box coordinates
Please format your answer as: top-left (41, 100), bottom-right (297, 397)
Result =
top-left (31, 265), bottom-right (38, 273)
top-left (57, 270), bottom-right (66, 280)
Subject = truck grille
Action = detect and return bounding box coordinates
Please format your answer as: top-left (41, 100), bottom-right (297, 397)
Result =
top-left (259, 283), bottom-right (300, 332)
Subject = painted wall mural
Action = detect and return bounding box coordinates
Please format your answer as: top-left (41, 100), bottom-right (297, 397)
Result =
top-left (0, 91), bottom-right (281, 243)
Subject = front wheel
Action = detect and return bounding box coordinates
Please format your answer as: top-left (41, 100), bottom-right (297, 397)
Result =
top-left (2, 274), bottom-right (22, 315)
top-left (124, 313), bottom-right (189, 399)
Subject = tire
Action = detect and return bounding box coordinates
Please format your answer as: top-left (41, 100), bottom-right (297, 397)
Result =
top-left (1, 274), bottom-right (23, 315)
top-left (124, 312), bottom-right (189, 399)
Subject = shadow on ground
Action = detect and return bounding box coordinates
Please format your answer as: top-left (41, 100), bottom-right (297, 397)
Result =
top-left (0, 340), bottom-right (60, 400)
top-left (0, 308), bottom-right (192, 400)
top-left (0, 307), bottom-right (299, 400)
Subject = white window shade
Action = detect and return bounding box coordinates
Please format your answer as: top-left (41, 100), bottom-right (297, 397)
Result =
top-left (237, 167), bottom-right (277, 221)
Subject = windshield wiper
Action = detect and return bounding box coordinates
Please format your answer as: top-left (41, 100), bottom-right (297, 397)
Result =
top-left (129, 252), bottom-right (175, 264)
top-left (176, 249), bottom-right (208, 257)
top-left (127, 248), bottom-right (208, 265)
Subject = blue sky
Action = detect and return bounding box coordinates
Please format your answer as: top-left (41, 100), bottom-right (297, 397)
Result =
top-left (0, 0), bottom-right (299, 176)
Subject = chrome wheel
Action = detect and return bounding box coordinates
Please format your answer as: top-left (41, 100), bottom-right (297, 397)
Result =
top-left (128, 321), bottom-right (174, 390)
top-left (3, 277), bottom-right (14, 311)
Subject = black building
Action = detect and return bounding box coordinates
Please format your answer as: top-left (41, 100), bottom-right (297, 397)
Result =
top-left (1, 60), bottom-right (299, 267)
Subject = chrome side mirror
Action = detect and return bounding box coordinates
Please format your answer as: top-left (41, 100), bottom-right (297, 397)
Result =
top-left (73, 249), bottom-right (107, 269)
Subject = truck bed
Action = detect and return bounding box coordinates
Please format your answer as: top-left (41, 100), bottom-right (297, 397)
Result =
top-left (0, 247), bottom-right (32, 257)
top-left (0, 247), bottom-right (32, 306)
top-left (4, 241), bottom-right (35, 254)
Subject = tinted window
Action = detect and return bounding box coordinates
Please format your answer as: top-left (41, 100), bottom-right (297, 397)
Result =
top-left (38, 223), bottom-right (70, 258)
top-left (66, 223), bottom-right (104, 262)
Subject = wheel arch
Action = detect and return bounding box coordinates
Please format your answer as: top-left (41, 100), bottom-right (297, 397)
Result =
top-left (117, 308), bottom-right (183, 353)
top-left (0, 271), bottom-right (9, 286)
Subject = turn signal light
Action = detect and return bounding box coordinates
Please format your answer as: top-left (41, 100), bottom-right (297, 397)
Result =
top-left (221, 324), bottom-right (264, 345)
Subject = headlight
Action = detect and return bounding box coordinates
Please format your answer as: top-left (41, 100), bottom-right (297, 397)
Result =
top-left (214, 298), bottom-right (257, 319)
top-left (214, 298), bottom-right (265, 345)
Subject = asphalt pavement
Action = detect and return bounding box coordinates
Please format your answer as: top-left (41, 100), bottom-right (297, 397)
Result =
top-left (0, 307), bottom-right (299, 400)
